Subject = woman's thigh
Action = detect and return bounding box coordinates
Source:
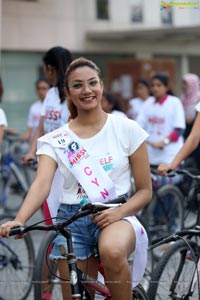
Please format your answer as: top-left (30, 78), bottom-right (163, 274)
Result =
top-left (98, 220), bottom-right (135, 258)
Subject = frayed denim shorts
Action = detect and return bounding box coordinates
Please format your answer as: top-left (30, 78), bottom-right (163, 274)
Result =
top-left (50, 203), bottom-right (100, 260)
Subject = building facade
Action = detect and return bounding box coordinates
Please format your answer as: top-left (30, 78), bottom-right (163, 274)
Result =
top-left (1, 0), bottom-right (200, 130)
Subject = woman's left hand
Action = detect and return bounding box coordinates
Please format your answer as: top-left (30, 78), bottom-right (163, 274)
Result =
top-left (91, 208), bottom-right (123, 228)
top-left (150, 141), bottom-right (165, 149)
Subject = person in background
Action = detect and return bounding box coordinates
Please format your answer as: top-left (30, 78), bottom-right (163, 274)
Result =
top-left (0, 107), bottom-right (8, 156)
top-left (22, 79), bottom-right (50, 143)
top-left (180, 73), bottom-right (200, 169)
top-left (0, 76), bottom-right (18, 145)
top-left (136, 73), bottom-right (185, 177)
top-left (22, 47), bottom-right (73, 300)
top-left (158, 99), bottom-right (200, 175)
top-left (128, 79), bottom-right (152, 120)
top-left (181, 73), bottom-right (200, 130)
top-left (0, 57), bottom-right (152, 300)
top-left (101, 91), bottom-right (127, 117)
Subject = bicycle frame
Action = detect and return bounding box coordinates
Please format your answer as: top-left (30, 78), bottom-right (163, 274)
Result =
top-left (56, 227), bottom-right (111, 299)
top-left (0, 239), bottom-right (21, 268)
top-left (9, 199), bottom-right (127, 300)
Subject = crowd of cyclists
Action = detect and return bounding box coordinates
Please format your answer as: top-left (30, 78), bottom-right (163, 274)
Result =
top-left (0, 46), bottom-right (200, 300)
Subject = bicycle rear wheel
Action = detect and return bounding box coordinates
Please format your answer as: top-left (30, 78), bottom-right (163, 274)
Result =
top-left (34, 231), bottom-right (63, 300)
top-left (132, 284), bottom-right (149, 299)
top-left (0, 215), bottom-right (35, 300)
top-left (148, 239), bottom-right (200, 300)
top-left (142, 185), bottom-right (184, 260)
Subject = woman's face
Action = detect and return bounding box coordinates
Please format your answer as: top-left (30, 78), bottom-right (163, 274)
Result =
top-left (151, 79), bottom-right (168, 99)
top-left (136, 83), bottom-right (149, 99)
top-left (66, 66), bottom-right (103, 112)
top-left (43, 64), bottom-right (57, 86)
top-left (36, 81), bottom-right (50, 101)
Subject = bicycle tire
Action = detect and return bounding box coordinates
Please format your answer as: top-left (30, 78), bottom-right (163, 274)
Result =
top-left (132, 284), bottom-right (149, 299)
top-left (148, 239), bottom-right (200, 300)
top-left (34, 231), bottom-right (63, 300)
top-left (0, 214), bottom-right (35, 300)
top-left (141, 184), bottom-right (184, 260)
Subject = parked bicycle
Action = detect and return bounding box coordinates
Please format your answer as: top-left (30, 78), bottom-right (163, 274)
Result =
top-left (0, 214), bottom-right (35, 300)
top-left (138, 167), bottom-right (184, 261)
top-left (8, 198), bottom-right (149, 300)
top-left (0, 134), bottom-right (32, 213)
top-left (147, 225), bottom-right (200, 300)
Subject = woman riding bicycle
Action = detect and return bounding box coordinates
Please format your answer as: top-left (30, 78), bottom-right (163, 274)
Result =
top-left (0, 57), bottom-right (152, 300)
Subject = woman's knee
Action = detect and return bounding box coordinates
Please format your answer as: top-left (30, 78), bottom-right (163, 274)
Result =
top-left (100, 244), bottom-right (127, 272)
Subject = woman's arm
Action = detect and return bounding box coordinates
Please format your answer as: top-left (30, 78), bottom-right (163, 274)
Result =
top-left (23, 116), bottom-right (45, 162)
top-left (119, 141), bottom-right (152, 217)
top-left (158, 112), bottom-right (200, 174)
top-left (0, 154), bottom-right (57, 237)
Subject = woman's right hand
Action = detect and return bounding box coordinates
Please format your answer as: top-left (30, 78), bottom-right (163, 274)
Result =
top-left (22, 152), bottom-right (36, 164)
top-left (157, 163), bottom-right (173, 175)
top-left (0, 220), bottom-right (24, 239)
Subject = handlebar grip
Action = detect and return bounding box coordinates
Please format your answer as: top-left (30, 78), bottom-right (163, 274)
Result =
top-left (9, 226), bottom-right (25, 236)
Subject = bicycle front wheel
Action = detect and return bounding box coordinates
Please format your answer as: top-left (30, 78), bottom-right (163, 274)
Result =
top-left (0, 215), bottom-right (35, 300)
top-left (148, 239), bottom-right (200, 300)
top-left (34, 231), bottom-right (63, 300)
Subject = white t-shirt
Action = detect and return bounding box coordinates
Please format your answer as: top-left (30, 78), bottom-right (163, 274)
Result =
top-left (37, 114), bottom-right (148, 205)
top-left (41, 87), bottom-right (70, 134)
top-left (195, 101), bottom-right (200, 112)
top-left (136, 95), bottom-right (185, 165)
top-left (27, 100), bottom-right (43, 138)
top-left (111, 110), bottom-right (128, 118)
top-left (129, 96), bottom-right (153, 120)
top-left (0, 108), bottom-right (7, 126)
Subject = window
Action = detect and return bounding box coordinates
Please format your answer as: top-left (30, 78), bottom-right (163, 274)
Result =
top-left (130, 0), bottom-right (143, 23)
top-left (161, 6), bottom-right (173, 25)
top-left (96, 0), bottom-right (109, 20)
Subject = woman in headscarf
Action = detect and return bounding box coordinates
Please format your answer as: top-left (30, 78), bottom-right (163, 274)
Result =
top-left (180, 73), bottom-right (200, 168)
top-left (181, 73), bottom-right (200, 132)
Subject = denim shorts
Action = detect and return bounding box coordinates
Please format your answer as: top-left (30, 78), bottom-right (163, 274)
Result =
top-left (50, 203), bottom-right (100, 260)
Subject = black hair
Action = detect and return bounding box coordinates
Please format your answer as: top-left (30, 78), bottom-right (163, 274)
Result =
top-left (35, 78), bottom-right (50, 87)
top-left (103, 91), bottom-right (122, 111)
top-left (151, 73), bottom-right (174, 95)
top-left (152, 73), bottom-right (169, 87)
top-left (136, 78), bottom-right (150, 90)
top-left (43, 46), bottom-right (73, 102)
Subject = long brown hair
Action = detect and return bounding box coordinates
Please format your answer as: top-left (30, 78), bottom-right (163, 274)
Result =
top-left (65, 57), bottom-right (101, 120)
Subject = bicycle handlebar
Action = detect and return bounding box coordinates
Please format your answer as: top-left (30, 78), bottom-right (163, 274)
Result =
top-left (148, 225), bottom-right (200, 250)
top-left (9, 196), bottom-right (127, 237)
top-left (151, 167), bottom-right (200, 180)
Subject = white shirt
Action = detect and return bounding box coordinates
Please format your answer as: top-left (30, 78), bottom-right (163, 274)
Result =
top-left (0, 108), bottom-right (7, 126)
top-left (195, 101), bottom-right (200, 112)
top-left (41, 87), bottom-right (70, 134)
top-left (111, 110), bottom-right (127, 118)
top-left (136, 95), bottom-right (185, 165)
top-left (37, 114), bottom-right (148, 205)
top-left (27, 100), bottom-right (43, 138)
top-left (129, 96), bottom-right (153, 120)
